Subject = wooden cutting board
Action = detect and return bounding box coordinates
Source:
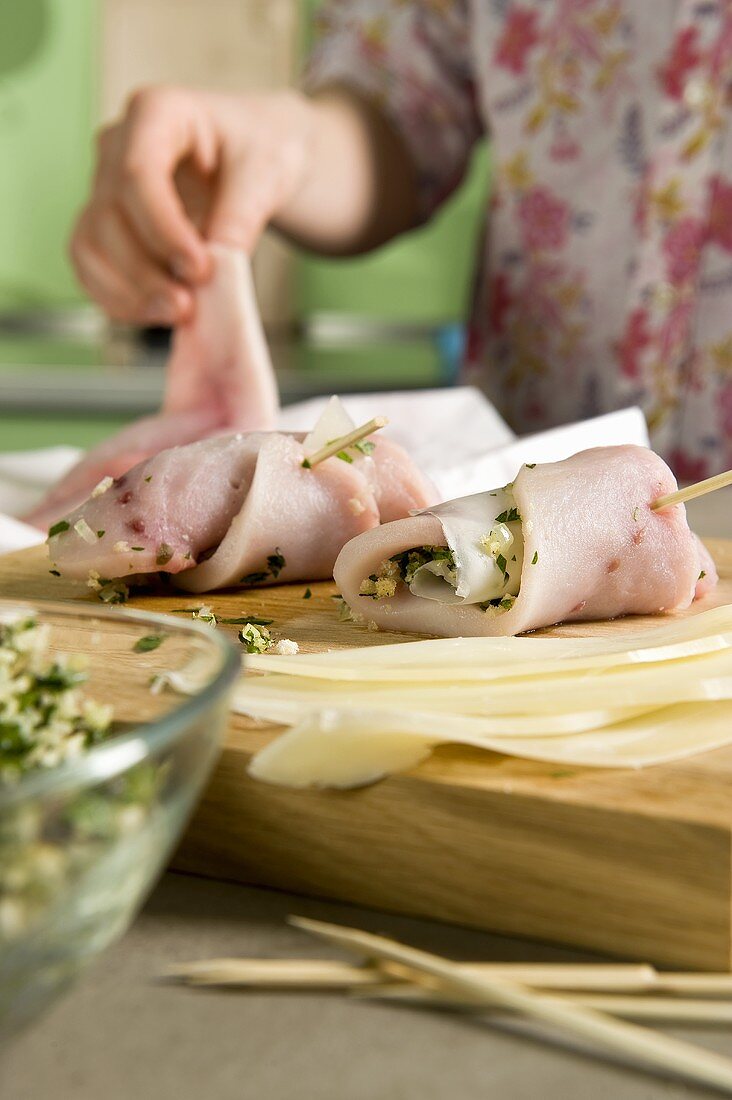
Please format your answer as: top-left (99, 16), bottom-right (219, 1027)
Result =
top-left (4, 541), bottom-right (732, 970)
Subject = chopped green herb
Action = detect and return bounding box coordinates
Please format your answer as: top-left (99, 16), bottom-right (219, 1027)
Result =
top-left (240, 571), bottom-right (269, 585)
top-left (494, 507), bottom-right (521, 524)
top-left (699, 569), bottom-right (707, 580)
top-left (96, 530), bottom-right (105, 539)
top-left (156, 543), bottom-right (174, 567)
top-left (97, 579), bottom-right (129, 605)
top-left (131, 547), bottom-right (145, 552)
top-left (0, 617), bottom-right (113, 779)
top-left (133, 634), bottom-right (167, 653)
top-left (168, 608), bottom-right (273, 627)
top-left (478, 594), bottom-right (516, 612)
top-left (531, 550), bottom-right (539, 565)
top-left (187, 605), bottom-right (216, 627)
top-left (496, 554), bottom-right (507, 575)
top-left (336, 450), bottom-right (353, 464)
top-left (242, 549), bottom-right (286, 585)
top-left (303, 588), bottom-right (312, 599)
top-left (219, 616), bottom-right (273, 626)
top-left (48, 520), bottom-right (70, 538)
top-left (389, 546), bottom-right (456, 586)
top-left (353, 440), bottom-right (376, 456)
top-left (362, 546), bottom-right (460, 600)
top-left (525, 463), bottom-right (536, 469)
top-left (239, 622), bottom-right (273, 654)
top-left (144, 475), bottom-right (152, 483)
top-left (36, 664), bottom-right (88, 691)
top-left (267, 549), bottom-right (286, 577)
top-left (330, 594), bottom-right (360, 622)
top-left (48, 569), bottom-right (61, 577)
top-left (301, 458), bottom-right (312, 469)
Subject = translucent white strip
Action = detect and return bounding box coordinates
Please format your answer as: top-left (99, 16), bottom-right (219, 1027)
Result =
top-left (248, 606), bottom-right (732, 683)
top-left (233, 684), bottom-right (653, 738)
top-left (247, 702), bottom-right (732, 788)
top-left (237, 646), bottom-right (732, 718)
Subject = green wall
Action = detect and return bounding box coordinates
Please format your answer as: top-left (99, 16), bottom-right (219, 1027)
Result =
top-left (0, 0), bottom-right (95, 309)
top-left (296, 146), bottom-right (488, 323)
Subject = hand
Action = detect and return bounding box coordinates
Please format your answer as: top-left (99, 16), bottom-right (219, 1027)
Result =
top-left (69, 87), bottom-right (317, 325)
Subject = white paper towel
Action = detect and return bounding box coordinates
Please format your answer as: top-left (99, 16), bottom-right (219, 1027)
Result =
top-left (0, 446), bottom-right (82, 516)
top-left (0, 392), bottom-right (649, 555)
top-left (277, 387), bottom-right (517, 472)
top-left (433, 406), bottom-right (650, 500)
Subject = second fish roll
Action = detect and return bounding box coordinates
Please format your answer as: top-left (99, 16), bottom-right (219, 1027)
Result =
top-left (333, 445), bottom-right (716, 638)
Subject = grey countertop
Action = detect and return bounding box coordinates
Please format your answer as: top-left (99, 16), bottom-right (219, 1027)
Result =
top-left (3, 874), bottom-right (727, 1100)
top-left (2, 488), bottom-right (731, 1100)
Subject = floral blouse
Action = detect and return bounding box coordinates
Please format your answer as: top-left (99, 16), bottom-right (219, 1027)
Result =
top-left (307, 0), bottom-right (732, 477)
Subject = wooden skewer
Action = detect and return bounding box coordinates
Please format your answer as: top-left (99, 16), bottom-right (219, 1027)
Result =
top-left (360, 983), bottom-right (732, 1023)
top-left (290, 916), bottom-right (732, 1094)
top-left (165, 959), bottom-right (378, 987)
top-left (165, 959), bottom-right (732, 1023)
top-left (165, 955), bottom-right (732, 999)
top-left (652, 467), bottom-right (732, 511)
top-left (301, 417), bottom-right (388, 469)
top-left (165, 957), bottom-right (657, 992)
top-left (657, 973), bottom-right (732, 996)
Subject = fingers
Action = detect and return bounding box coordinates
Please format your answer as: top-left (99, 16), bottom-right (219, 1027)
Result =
top-left (70, 89), bottom-right (215, 320)
top-left (70, 204), bottom-right (194, 324)
top-left (70, 85), bottom-right (314, 321)
top-left (110, 88), bottom-right (213, 281)
top-left (207, 137), bottom-right (307, 253)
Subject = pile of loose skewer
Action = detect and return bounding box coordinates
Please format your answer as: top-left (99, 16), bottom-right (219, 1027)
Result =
top-left (167, 916), bottom-right (732, 1094)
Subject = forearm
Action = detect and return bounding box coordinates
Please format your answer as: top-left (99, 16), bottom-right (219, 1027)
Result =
top-left (272, 87), bottom-right (419, 256)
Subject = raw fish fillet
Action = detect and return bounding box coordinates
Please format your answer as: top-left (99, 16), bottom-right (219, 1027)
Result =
top-left (334, 446), bottom-right (717, 637)
top-left (25, 245), bottom-right (277, 530)
top-left (48, 430), bottom-right (434, 592)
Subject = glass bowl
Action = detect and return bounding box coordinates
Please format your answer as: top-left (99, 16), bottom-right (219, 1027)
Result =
top-left (0, 599), bottom-right (240, 1036)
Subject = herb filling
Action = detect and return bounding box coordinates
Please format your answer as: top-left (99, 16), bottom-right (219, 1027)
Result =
top-left (360, 547), bottom-right (457, 600)
top-left (358, 491), bottom-right (524, 612)
top-left (0, 617), bottom-right (113, 780)
top-left (239, 623), bottom-right (273, 654)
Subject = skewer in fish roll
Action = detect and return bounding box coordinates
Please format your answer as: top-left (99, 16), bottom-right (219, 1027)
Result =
top-left (333, 446), bottom-right (718, 638)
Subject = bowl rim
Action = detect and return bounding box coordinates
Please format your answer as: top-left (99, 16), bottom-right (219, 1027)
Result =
top-left (0, 599), bottom-right (241, 809)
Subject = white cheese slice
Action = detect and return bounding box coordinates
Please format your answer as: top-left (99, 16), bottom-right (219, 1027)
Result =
top-left (234, 684), bottom-right (649, 736)
top-left (233, 608), bottom-right (732, 787)
top-left (411, 487), bottom-right (523, 605)
top-left (237, 641), bottom-right (732, 720)
top-left (247, 701), bottom-right (732, 787)
top-left (302, 395), bottom-right (355, 455)
top-left (247, 606), bottom-right (732, 682)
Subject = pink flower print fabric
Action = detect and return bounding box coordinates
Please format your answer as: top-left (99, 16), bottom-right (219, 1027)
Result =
top-left (307, 0), bottom-right (732, 476)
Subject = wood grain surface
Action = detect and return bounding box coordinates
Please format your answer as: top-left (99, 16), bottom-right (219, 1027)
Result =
top-left (3, 540), bottom-right (732, 970)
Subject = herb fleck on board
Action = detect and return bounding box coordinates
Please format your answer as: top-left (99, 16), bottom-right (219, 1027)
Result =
top-left (133, 634), bottom-right (167, 653)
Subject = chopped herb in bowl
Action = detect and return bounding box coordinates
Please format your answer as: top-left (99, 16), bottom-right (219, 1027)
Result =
top-left (0, 617), bottom-right (112, 782)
